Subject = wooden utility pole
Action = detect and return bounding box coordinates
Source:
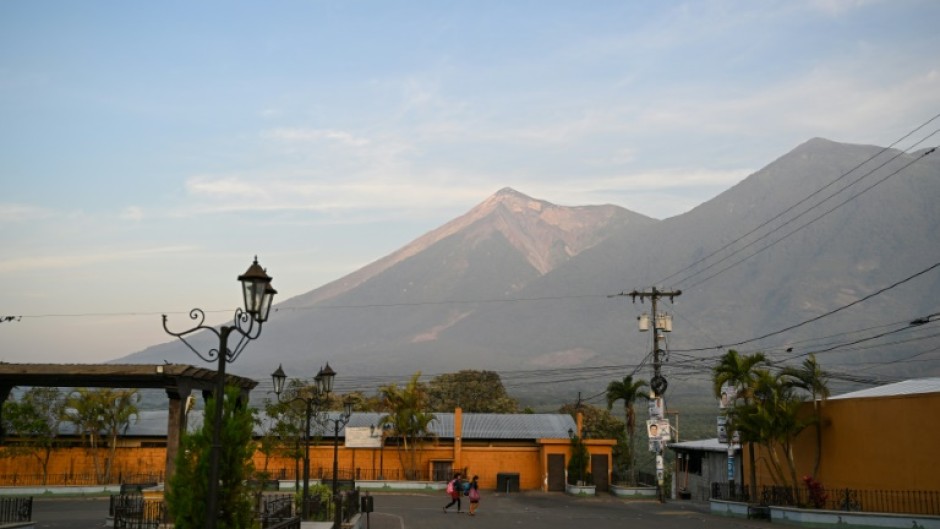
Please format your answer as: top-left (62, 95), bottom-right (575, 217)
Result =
top-left (627, 287), bottom-right (681, 396)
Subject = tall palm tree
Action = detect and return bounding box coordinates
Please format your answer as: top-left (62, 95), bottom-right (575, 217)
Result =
top-left (379, 372), bottom-right (437, 480)
top-left (606, 375), bottom-right (648, 485)
top-left (712, 349), bottom-right (768, 500)
top-left (780, 354), bottom-right (830, 478)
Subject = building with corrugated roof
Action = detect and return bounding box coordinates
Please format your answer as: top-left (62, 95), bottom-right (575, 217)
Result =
top-left (1, 407), bottom-right (615, 492)
top-left (668, 378), bottom-right (940, 500)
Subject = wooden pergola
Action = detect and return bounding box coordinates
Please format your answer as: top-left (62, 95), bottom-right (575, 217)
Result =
top-left (0, 363), bottom-right (258, 485)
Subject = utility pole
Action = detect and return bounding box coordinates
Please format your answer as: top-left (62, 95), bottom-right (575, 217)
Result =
top-left (616, 286), bottom-right (681, 502)
top-left (626, 287), bottom-right (681, 396)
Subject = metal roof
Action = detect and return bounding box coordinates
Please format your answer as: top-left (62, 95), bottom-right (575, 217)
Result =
top-left (461, 413), bottom-right (576, 439)
top-left (92, 410), bottom-right (577, 440)
top-left (829, 377), bottom-right (940, 401)
top-left (668, 438), bottom-right (738, 453)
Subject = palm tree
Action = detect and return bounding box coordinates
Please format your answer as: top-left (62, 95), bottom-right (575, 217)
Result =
top-left (712, 349), bottom-right (768, 500)
top-left (62, 388), bottom-right (107, 483)
top-left (605, 375), bottom-right (648, 484)
top-left (730, 370), bottom-right (812, 490)
top-left (780, 354), bottom-right (830, 478)
top-left (379, 372), bottom-right (437, 480)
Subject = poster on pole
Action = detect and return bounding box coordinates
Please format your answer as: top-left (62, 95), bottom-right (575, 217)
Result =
top-left (719, 384), bottom-right (736, 409)
top-left (646, 419), bottom-right (672, 443)
top-left (648, 396), bottom-right (664, 419)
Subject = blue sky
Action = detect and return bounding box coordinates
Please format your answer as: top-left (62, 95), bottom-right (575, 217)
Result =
top-left (2, 0), bottom-right (939, 363)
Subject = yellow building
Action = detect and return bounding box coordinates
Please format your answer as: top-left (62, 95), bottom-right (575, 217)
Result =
top-left (0, 407), bottom-right (615, 492)
top-left (749, 377), bottom-right (940, 491)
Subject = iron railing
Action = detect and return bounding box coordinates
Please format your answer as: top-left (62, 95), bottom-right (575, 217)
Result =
top-left (0, 496), bottom-right (32, 523)
top-left (710, 482), bottom-right (752, 503)
top-left (263, 466), bottom-right (432, 482)
top-left (112, 495), bottom-right (166, 529)
top-left (258, 489), bottom-right (361, 528)
top-left (0, 472), bottom-right (164, 487)
top-left (711, 482), bottom-right (940, 516)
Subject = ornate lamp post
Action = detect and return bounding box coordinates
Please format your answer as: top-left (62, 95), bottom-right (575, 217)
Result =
top-left (162, 256), bottom-right (276, 529)
top-left (271, 363), bottom-right (336, 519)
top-left (317, 395), bottom-right (353, 528)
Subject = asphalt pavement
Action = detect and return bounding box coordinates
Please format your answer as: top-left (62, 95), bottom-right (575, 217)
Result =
top-left (28, 492), bottom-right (775, 529)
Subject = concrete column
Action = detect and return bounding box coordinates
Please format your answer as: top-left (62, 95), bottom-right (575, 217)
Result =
top-left (454, 407), bottom-right (463, 474)
top-left (165, 385), bottom-right (193, 489)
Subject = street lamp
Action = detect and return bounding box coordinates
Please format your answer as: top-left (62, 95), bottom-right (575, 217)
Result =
top-left (316, 395), bottom-right (353, 528)
top-left (162, 256), bottom-right (276, 529)
top-left (271, 363), bottom-right (335, 520)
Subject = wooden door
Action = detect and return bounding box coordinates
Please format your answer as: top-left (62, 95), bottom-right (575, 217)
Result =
top-left (591, 454), bottom-right (609, 492)
top-left (548, 454), bottom-right (566, 491)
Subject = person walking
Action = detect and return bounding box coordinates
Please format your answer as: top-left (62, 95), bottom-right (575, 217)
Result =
top-left (443, 472), bottom-right (462, 513)
top-left (467, 475), bottom-right (481, 516)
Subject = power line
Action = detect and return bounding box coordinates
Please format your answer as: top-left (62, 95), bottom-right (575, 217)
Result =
top-left (670, 258), bottom-right (940, 354)
top-left (681, 144), bottom-right (937, 290)
top-left (657, 112), bottom-right (940, 288)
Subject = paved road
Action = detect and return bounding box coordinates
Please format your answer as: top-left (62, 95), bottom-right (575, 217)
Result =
top-left (29, 492), bottom-right (773, 529)
top-left (364, 492), bottom-right (770, 529)
top-left (31, 497), bottom-right (110, 528)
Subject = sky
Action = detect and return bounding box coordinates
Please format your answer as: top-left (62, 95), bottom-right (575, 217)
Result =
top-left (1, 0), bottom-right (939, 364)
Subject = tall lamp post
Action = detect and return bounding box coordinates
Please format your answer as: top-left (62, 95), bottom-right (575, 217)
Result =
top-left (162, 256), bottom-right (276, 529)
top-left (271, 363), bottom-right (336, 519)
top-left (317, 394), bottom-right (353, 528)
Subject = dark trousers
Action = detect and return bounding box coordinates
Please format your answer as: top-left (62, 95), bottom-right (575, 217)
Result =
top-left (444, 495), bottom-right (461, 511)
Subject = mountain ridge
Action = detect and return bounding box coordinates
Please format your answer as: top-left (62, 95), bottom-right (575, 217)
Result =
top-left (118, 138), bottom-right (940, 403)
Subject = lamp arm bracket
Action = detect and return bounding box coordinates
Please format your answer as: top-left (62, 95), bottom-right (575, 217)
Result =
top-left (162, 311), bottom-right (223, 363)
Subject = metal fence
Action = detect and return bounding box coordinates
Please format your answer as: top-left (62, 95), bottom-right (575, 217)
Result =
top-left (711, 482), bottom-right (940, 516)
top-left (0, 472), bottom-right (164, 487)
top-left (264, 466), bottom-right (432, 482)
top-left (710, 482), bottom-right (752, 503)
top-left (0, 496), bottom-right (32, 524)
top-left (112, 494), bottom-right (166, 529)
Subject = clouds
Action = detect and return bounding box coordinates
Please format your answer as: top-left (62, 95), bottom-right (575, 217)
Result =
top-left (2, 0), bottom-right (939, 362)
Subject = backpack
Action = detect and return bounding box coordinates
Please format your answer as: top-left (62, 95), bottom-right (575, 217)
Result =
top-left (446, 480), bottom-right (454, 494)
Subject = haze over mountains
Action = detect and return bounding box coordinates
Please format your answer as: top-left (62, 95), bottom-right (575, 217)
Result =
top-left (121, 138), bottom-right (940, 405)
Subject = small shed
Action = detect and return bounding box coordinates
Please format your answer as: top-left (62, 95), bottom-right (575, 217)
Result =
top-left (669, 438), bottom-right (741, 501)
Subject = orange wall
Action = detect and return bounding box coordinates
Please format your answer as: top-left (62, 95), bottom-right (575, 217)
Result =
top-left (0, 446), bottom-right (165, 481)
top-left (751, 392), bottom-right (940, 490)
top-left (0, 439), bottom-right (613, 491)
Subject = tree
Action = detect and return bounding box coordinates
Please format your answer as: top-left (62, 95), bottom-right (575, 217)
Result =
top-left (1, 387), bottom-right (65, 485)
top-left (166, 386), bottom-right (257, 529)
top-left (100, 389), bottom-right (140, 483)
top-left (379, 372), bottom-right (437, 480)
top-left (263, 378), bottom-right (314, 491)
top-left (605, 375), bottom-right (648, 484)
top-left (558, 403), bottom-right (626, 484)
top-left (567, 433), bottom-right (591, 485)
top-left (712, 349), bottom-right (768, 499)
top-left (62, 388), bottom-right (107, 483)
top-left (729, 370), bottom-right (813, 490)
top-left (557, 403), bottom-right (624, 440)
top-left (427, 370), bottom-right (518, 412)
top-left (780, 354), bottom-right (830, 478)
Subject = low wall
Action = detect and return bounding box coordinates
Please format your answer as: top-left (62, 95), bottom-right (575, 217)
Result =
top-left (610, 485), bottom-right (658, 498)
top-left (711, 500), bottom-right (940, 528)
top-left (0, 485), bottom-right (122, 496)
top-left (770, 506), bottom-right (940, 529)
